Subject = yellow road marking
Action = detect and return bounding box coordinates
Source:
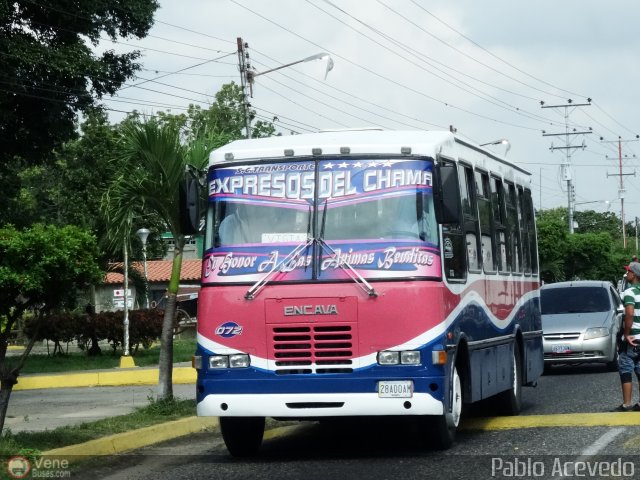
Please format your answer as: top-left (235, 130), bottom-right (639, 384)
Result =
top-left (462, 412), bottom-right (640, 431)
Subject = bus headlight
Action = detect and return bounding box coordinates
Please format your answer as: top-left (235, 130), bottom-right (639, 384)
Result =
top-left (400, 351), bottom-right (421, 365)
top-left (378, 351), bottom-right (400, 365)
top-left (209, 355), bottom-right (229, 369)
top-left (229, 354), bottom-right (251, 368)
top-left (378, 350), bottom-right (422, 366)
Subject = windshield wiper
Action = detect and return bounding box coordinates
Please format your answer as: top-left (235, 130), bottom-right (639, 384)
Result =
top-left (316, 199), bottom-right (377, 297)
top-left (245, 205), bottom-right (314, 301)
top-left (244, 237), bottom-right (313, 300)
top-left (246, 200), bottom-right (377, 299)
top-left (316, 238), bottom-right (378, 297)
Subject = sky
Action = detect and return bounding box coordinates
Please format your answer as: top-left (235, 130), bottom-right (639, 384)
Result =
top-left (98, 0), bottom-right (640, 230)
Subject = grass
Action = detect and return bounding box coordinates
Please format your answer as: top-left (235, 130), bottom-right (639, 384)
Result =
top-left (10, 339), bottom-right (196, 374)
top-left (0, 397), bottom-right (197, 456)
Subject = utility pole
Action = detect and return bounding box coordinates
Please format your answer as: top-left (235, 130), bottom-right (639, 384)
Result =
top-left (236, 37), bottom-right (252, 139)
top-left (541, 98), bottom-right (592, 234)
top-left (601, 135), bottom-right (638, 249)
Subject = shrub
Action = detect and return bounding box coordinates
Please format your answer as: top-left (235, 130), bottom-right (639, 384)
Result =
top-left (25, 309), bottom-right (170, 356)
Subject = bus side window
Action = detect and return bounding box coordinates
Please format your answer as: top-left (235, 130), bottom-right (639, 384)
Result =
top-left (524, 188), bottom-right (538, 274)
top-left (505, 181), bottom-right (521, 274)
top-left (439, 158), bottom-right (467, 282)
top-left (517, 185), bottom-right (531, 274)
top-left (459, 163), bottom-right (481, 272)
top-left (490, 176), bottom-right (508, 273)
top-left (476, 170), bottom-right (496, 273)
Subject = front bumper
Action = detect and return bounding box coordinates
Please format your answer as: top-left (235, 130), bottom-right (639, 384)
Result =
top-left (543, 334), bottom-right (614, 364)
top-left (197, 391), bottom-right (444, 417)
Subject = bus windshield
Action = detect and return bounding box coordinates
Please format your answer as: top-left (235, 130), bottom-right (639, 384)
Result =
top-left (203, 157), bottom-right (440, 284)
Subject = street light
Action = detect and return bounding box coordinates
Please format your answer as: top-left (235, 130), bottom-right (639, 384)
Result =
top-left (120, 237), bottom-right (135, 368)
top-left (571, 200), bottom-right (612, 232)
top-left (237, 39), bottom-right (334, 138)
top-left (136, 228), bottom-right (151, 309)
top-left (246, 52), bottom-right (333, 89)
top-left (480, 138), bottom-right (511, 156)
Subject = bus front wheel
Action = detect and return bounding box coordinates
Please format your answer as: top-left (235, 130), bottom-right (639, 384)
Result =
top-left (220, 416), bottom-right (265, 457)
top-left (429, 365), bottom-right (463, 450)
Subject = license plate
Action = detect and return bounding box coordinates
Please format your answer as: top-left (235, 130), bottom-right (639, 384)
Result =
top-left (378, 380), bottom-right (413, 398)
top-left (552, 344), bottom-right (571, 354)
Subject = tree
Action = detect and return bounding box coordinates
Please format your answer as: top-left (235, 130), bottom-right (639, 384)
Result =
top-left (536, 207), bottom-right (629, 285)
top-left (17, 110), bottom-right (124, 230)
top-left (573, 209), bottom-right (621, 239)
top-left (535, 209), bottom-right (568, 283)
top-left (0, 0), bottom-right (159, 226)
top-left (157, 82), bottom-right (277, 143)
top-left (0, 224), bottom-right (103, 432)
top-left (102, 120), bottom-right (210, 399)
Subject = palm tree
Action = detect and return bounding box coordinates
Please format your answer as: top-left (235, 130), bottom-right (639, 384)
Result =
top-left (102, 120), bottom-right (208, 399)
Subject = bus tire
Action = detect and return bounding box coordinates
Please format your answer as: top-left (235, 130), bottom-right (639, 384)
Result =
top-left (220, 416), bottom-right (265, 457)
top-left (429, 364), bottom-right (463, 450)
top-left (495, 342), bottom-right (522, 416)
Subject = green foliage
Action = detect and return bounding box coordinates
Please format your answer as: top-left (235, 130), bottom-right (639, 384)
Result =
top-left (537, 207), bottom-right (631, 285)
top-left (157, 82), bottom-right (277, 143)
top-left (23, 309), bottom-right (167, 355)
top-left (0, 224), bottom-right (103, 321)
top-left (0, 0), bottom-right (159, 226)
top-left (536, 210), bottom-right (568, 283)
top-left (16, 339), bottom-right (196, 374)
top-left (573, 209), bottom-right (621, 238)
top-left (1, 398), bottom-right (196, 454)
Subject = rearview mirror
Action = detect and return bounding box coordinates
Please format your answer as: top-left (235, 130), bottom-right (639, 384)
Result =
top-left (179, 175), bottom-right (201, 235)
top-left (433, 162), bottom-right (461, 225)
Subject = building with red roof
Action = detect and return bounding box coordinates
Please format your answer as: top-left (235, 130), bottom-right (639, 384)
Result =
top-left (97, 259), bottom-right (202, 313)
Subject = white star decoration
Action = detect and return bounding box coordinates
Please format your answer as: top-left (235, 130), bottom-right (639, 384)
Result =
top-left (320, 160), bottom-right (397, 169)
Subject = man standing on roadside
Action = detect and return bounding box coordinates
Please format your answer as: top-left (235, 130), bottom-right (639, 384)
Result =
top-left (614, 262), bottom-right (640, 411)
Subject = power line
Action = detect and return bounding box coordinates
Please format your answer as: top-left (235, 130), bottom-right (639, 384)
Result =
top-left (375, 0), bottom-right (582, 101)
top-left (407, 0), bottom-right (587, 100)
top-left (309, 0), bottom-right (564, 127)
top-left (253, 58), bottom-right (420, 130)
top-left (229, 0), bottom-right (540, 132)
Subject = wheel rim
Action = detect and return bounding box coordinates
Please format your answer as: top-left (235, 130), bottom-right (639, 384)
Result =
top-left (451, 367), bottom-right (462, 427)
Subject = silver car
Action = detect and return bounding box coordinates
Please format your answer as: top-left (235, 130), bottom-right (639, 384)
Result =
top-left (541, 280), bottom-right (623, 372)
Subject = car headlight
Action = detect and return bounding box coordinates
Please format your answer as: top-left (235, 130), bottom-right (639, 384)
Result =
top-left (583, 327), bottom-right (609, 340)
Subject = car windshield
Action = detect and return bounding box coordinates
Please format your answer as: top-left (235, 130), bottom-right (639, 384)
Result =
top-left (541, 287), bottom-right (610, 315)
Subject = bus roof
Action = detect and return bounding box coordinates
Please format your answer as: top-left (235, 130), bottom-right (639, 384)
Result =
top-left (209, 129), bottom-right (530, 177)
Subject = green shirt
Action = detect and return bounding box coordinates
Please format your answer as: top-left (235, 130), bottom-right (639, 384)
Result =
top-left (622, 285), bottom-right (640, 335)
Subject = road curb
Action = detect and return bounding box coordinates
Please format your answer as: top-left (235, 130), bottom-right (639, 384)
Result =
top-left (41, 416), bottom-right (218, 463)
top-left (14, 366), bottom-right (196, 390)
top-left (462, 411), bottom-right (640, 431)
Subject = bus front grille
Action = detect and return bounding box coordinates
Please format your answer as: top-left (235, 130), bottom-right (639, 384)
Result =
top-left (271, 324), bottom-right (355, 374)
